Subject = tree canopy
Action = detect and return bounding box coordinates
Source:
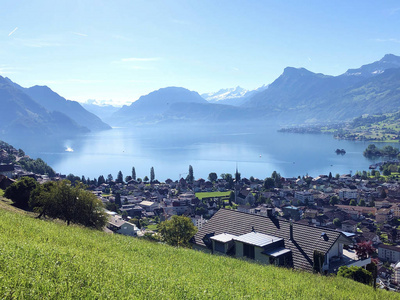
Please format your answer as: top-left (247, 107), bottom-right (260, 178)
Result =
top-left (158, 215), bottom-right (197, 248)
top-left (208, 172), bottom-right (217, 183)
top-left (29, 180), bottom-right (107, 229)
top-left (4, 176), bottom-right (38, 209)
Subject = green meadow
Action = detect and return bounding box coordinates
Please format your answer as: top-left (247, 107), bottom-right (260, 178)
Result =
top-left (0, 200), bottom-right (398, 299)
top-left (195, 191), bottom-right (230, 200)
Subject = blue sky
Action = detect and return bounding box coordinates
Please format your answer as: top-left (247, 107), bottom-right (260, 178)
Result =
top-left (1, 1), bottom-right (400, 105)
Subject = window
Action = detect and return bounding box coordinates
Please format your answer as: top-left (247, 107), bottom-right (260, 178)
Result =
top-left (214, 241), bottom-right (225, 253)
top-left (243, 243), bottom-right (255, 259)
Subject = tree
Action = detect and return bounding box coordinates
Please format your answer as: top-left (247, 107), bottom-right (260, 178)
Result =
top-left (337, 266), bottom-right (373, 285)
top-left (187, 165), bottom-right (194, 184)
top-left (329, 196), bottom-right (339, 206)
top-left (98, 175), bottom-right (105, 185)
top-left (349, 199), bottom-right (356, 206)
top-left (355, 241), bottom-right (376, 260)
top-left (249, 176), bottom-right (255, 182)
top-left (150, 167), bottom-right (155, 183)
top-left (229, 191), bottom-right (235, 206)
top-left (125, 175), bottom-right (132, 182)
top-left (107, 174), bottom-right (113, 183)
top-left (358, 199), bottom-right (366, 207)
top-left (208, 172), bottom-right (217, 183)
top-left (132, 167), bottom-right (136, 181)
top-left (333, 218), bottom-right (342, 227)
top-left (4, 177), bottom-right (38, 209)
top-left (115, 192), bottom-right (122, 208)
top-left (116, 171), bottom-right (123, 183)
top-left (29, 180), bottom-right (107, 229)
top-left (157, 215), bottom-right (197, 247)
top-left (143, 176), bottom-right (149, 183)
top-left (263, 177), bottom-right (275, 190)
top-left (328, 172), bottom-right (332, 181)
top-left (225, 173), bottom-right (233, 189)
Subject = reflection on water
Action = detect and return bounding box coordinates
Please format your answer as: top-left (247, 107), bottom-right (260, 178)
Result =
top-left (5, 124), bottom-right (386, 181)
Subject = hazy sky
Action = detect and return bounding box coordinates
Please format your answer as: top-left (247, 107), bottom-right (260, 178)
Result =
top-left (1, 1), bottom-right (400, 105)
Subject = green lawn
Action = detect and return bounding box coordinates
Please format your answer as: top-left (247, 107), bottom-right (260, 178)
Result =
top-left (195, 191), bottom-right (231, 200)
top-left (0, 189), bottom-right (3, 197)
top-left (0, 204), bottom-right (398, 299)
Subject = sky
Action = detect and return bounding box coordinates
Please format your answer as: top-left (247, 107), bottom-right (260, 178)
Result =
top-left (1, 1), bottom-right (400, 106)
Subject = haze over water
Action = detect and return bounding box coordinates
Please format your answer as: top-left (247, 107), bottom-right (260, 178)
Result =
top-left (10, 124), bottom-right (389, 181)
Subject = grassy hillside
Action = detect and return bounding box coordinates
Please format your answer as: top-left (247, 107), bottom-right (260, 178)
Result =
top-left (0, 202), bottom-right (398, 299)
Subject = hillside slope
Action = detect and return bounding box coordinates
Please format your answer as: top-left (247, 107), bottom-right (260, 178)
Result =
top-left (0, 205), bottom-right (395, 299)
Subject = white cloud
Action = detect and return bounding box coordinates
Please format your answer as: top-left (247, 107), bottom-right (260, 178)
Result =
top-left (8, 27), bottom-right (18, 37)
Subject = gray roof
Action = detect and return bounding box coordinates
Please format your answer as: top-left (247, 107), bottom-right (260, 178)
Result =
top-left (233, 232), bottom-right (282, 247)
top-left (210, 233), bottom-right (237, 243)
top-left (192, 209), bottom-right (351, 272)
top-left (262, 247), bottom-right (292, 257)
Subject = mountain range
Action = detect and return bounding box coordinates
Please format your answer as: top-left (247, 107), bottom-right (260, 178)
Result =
top-left (243, 54), bottom-right (400, 122)
top-left (2, 54), bottom-right (400, 132)
top-left (0, 76), bottom-right (110, 138)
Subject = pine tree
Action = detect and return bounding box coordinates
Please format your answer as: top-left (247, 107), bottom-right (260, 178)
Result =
top-left (132, 167), bottom-right (136, 181)
top-left (150, 167), bottom-right (155, 183)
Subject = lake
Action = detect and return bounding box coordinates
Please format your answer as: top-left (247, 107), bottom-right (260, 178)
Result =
top-left (6, 124), bottom-right (390, 181)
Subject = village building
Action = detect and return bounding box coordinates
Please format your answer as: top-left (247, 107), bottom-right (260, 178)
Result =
top-left (192, 209), bottom-right (368, 273)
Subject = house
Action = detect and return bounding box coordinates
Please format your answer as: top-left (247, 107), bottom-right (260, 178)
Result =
top-left (192, 209), bottom-right (356, 273)
top-left (107, 214), bottom-right (139, 237)
top-left (0, 164), bottom-right (14, 178)
top-left (341, 220), bottom-right (358, 233)
top-left (378, 244), bottom-right (400, 263)
top-left (139, 200), bottom-right (159, 212)
top-left (192, 215), bottom-right (207, 229)
top-left (294, 191), bottom-right (314, 204)
top-left (376, 208), bottom-right (391, 224)
top-left (338, 189), bottom-right (358, 200)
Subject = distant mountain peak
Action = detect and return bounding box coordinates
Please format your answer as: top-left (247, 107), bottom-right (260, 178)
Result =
top-left (344, 53), bottom-right (400, 77)
top-left (381, 53), bottom-right (400, 62)
top-left (201, 84), bottom-right (268, 106)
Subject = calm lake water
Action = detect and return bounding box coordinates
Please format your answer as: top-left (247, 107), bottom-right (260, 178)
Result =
top-left (8, 124), bottom-right (393, 181)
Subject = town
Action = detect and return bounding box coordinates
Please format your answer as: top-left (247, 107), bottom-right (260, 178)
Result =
top-left (2, 142), bottom-right (400, 291)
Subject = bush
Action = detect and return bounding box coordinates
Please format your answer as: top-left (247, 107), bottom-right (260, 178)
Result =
top-left (337, 266), bottom-right (373, 285)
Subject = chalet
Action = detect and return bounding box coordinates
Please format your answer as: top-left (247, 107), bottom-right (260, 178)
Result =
top-left (192, 209), bottom-right (361, 273)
